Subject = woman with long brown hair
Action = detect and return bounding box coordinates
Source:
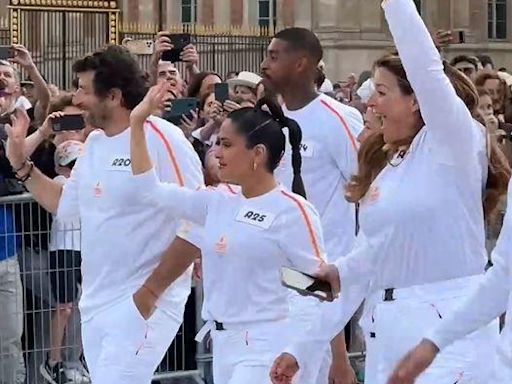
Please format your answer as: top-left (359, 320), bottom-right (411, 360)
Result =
top-left (270, 1), bottom-right (509, 383)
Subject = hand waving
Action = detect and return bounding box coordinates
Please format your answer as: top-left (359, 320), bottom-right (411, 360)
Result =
top-left (5, 108), bottom-right (31, 170)
top-left (131, 82), bottom-right (173, 128)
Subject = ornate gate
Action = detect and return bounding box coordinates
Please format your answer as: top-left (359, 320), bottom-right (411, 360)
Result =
top-left (9, 0), bottom-right (119, 89)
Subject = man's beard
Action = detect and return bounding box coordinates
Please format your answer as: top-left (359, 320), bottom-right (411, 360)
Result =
top-left (85, 110), bottom-right (108, 130)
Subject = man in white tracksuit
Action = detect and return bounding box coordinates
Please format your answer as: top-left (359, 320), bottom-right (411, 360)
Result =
top-left (5, 45), bottom-right (203, 384)
top-left (261, 27), bottom-right (363, 383)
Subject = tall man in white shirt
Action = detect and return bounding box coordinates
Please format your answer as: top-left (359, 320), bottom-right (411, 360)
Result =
top-left (261, 27), bottom-right (363, 384)
top-left (5, 45), bottom-right (203, 384)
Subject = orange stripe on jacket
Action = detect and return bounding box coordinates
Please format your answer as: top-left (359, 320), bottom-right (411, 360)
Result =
top-left (320, 99), bottom-right (358, 152)
top-left (225, 184), bottom-right (238, 195)
top-left (147, 120), bottom-right (185, 186)
top-left (280, 190), bottom-right (323, 261)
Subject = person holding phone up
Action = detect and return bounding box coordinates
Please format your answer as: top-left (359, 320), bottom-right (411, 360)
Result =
top-left (270, 1), bottom-right (500, 383)
top-left (0, 45), bottom-right (51, 124)
top-left (129, 81), bottom-right (328, 384)
top-left (150, 31), bottom-right (200, 86)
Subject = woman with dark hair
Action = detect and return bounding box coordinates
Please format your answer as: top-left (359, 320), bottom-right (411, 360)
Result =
top-left (270, 1), bottom-right (505, 383)
top-left (187, 71), bottom-right (222, 99)
top-left (128, 82), bottom-right (327, 384)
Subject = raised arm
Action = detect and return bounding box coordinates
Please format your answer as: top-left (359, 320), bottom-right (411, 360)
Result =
top-left (383, 0), bottom-right (475, 161)
top-left (6, 108), bottom-right (63, 214)
top-left (10, 45), bottom-right (51, 123)
top-left (130, 83), bottom-right (209, 225)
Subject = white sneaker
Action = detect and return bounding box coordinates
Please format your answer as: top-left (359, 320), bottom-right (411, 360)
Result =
top-left (63, 366), bottom-right (90, 384)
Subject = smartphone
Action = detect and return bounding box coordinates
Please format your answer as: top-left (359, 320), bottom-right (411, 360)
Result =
top-left (454, 30), bottom-right (466, 44)
top-left (52, 114), bottom-right (85, 132)
top-left (0, 46), bottom-right (13, 60)
top-left (122, 38), bottom-right (154, 55)
top-left (163, 97), bottom-right (198, 125)
top-left (280, 267), bottom-right (332, 301)
top-left (161, 33), bottom-right (191, 63)
top-left (214, 83), bottom-right (229, 104)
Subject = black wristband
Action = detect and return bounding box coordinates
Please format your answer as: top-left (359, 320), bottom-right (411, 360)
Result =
top-left (16, 161), bottom-right (34, 182)
top-left (13, 160), bottom-right (28, 173)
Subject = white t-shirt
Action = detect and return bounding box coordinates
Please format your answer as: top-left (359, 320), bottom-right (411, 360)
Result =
top-left (276, 93), bottom-right (363, 262)
top-left (56, 116), bottom-right (204, 320)
top-left (133, 170), bottom-right (326, 324)
top-left (50, 175), bottom-right (81, 252)
top-left (15, 96), bottom-right (32, 111)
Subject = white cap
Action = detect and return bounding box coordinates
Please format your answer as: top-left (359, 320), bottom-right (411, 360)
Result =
top-left (226, 71), bottom-right (262, 89)
top-left (54, 140), bottom-right (83, 167)
top-left (498, 71), bottom-right (512, 87)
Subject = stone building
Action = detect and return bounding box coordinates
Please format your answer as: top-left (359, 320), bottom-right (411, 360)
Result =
top-left (117, 0), bottom-right (512, 80)
top-left (1, 0), bottom-right (511, 80)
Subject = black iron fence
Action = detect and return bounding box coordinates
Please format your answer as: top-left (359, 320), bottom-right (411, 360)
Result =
top-left (0, 29), bottom-right (9, 45)
top-left (4, 0), bottom-right (272, 90)
top-left (121, 25), bottom-right (272, 80)
top-left (8, 0), bottom-right (119, 90)
top-left (18, 11), bottom-right (112, 90)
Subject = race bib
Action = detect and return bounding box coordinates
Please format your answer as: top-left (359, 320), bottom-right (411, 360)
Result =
top-left (236, 207), bottom-right (276, 229)
top-left (107, 156), bottom-right (132, 171)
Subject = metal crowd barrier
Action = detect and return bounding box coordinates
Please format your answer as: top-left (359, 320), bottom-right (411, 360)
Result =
top-left (0, 193), bottom-right (210, 384)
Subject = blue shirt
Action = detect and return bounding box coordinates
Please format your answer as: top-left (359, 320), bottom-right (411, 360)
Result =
top-left (0, 204), bottom-right (17, 262)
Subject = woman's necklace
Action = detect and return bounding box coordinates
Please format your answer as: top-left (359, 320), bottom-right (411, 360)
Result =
top-left (387, 145), bottom-right (410, 167)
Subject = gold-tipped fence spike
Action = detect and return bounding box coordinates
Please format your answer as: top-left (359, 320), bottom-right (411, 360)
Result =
top-left (119, 21), bottom-right (271, 37)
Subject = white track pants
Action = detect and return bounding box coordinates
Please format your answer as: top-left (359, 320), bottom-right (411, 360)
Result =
top-left (288, 294), bottom-right (331, 384)
top-left (211, 320), bottom-right (293, 384)
top-left (361, 275), bottom-right (499, 384)
top-left (82, 296), bottom-right (183, 384)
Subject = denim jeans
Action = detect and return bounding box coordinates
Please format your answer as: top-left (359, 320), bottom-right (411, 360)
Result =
top-left (0, 257), bottom-right (25, 384)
